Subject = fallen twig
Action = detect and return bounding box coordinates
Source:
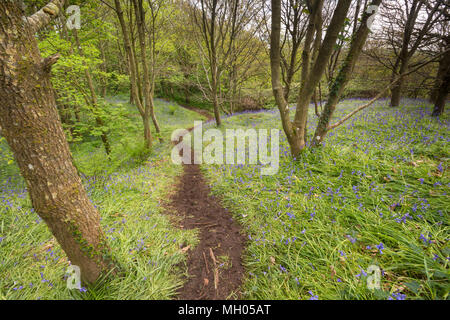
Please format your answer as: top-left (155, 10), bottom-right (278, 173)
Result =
top-left (203, 251), bottom-right (210, 274)
top-left (209, 248), bottom-right (219, 291)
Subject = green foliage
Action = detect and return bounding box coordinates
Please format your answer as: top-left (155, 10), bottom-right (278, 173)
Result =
top-left (168, 104), bottom-right (177, 116)
top-left (0, 137), bottom-right (17, 182)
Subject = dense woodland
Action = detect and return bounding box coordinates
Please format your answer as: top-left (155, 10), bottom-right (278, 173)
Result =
top-left (0, 0), bottom-right (449, 301)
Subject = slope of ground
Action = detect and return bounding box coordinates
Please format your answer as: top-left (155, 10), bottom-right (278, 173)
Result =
top-left (0, 98), bottom-right (206, 299)
top-left (202, 99), bottom-right (449, 300)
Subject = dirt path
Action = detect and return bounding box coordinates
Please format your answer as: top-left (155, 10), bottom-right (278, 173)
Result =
top-left (158, 97), bottom-right (214, 120)
top-left (169, 107), bottom-right (246, 300)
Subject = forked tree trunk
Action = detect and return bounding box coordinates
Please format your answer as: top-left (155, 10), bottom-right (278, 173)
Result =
top-left (313, 0), bottom-right (383, 146)
top-left (134, 0), bottom-right (160, 138)
top-left (0, 0), bottom-right (117, 284)
top-left (114, 0), bottom-right (152, 149)
top-left (147, 2), bottom-right (162, 134)
top-left (271, 0), bottom-right (352, 158)
top-left (133, 0), bottom-right (153, 149)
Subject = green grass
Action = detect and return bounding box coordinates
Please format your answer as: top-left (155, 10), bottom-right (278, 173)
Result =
top-left (1, 95), bottom-right (448, 300)
top-left (201, 98), bottom-right (449, 300)
top-left (0, 97), bottom-right (206, 299)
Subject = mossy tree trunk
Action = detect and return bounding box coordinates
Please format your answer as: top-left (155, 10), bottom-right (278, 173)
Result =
top-left (0, 0), bottom-right (117, 284)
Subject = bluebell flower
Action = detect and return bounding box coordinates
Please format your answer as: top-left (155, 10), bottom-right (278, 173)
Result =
top-left (419, 234), bottom-right (431, 245)
top-left (308, 291), bottom-right (319, 300)
top-left (375, 243), bottom-right (384, 254)
top-left (388, 292), bottom-right (406, 300)
top-left (356, 266), bottom-right (367, 277)
top-left (346, 235), bottom-right (357, 244)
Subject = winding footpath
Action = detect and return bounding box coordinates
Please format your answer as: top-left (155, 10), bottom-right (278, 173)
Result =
top-left (169, 104), bottom-right (246, 300)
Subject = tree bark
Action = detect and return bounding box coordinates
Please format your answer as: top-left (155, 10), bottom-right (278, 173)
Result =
top-left (99, 41), bottom-right (108, 99)
top-left (270, 0), bottom-right (295, 151)
top-left (0, 0), bottom-right (117, 284)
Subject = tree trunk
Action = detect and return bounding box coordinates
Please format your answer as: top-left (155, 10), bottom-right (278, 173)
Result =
top-left (211, 58), bottom-right (222, 125)
top-left (99, 41), bottom-right (108, 99)
top-left (114, 0), bottom-right (151, 148)
top-left (0, 0), bottom-right (117, 284)
top-left (389, 0), bottom-right (428, 107)
top-left (313, 0), bottom-right (383, 146)
top-left (390, 67), bottom-right (405, 107)
top-left (270, 0), bottom-right (299, 155)
top-left (212, 83), bottom-right (222, 126)
top-left (284, 0), bottom-right (351, 157)
top-left (432, 46), bottom-right (450, 117)
top-left (133, 0), bottom-right (154, 148)
top-left (146, 2), bottom-right (161, 134)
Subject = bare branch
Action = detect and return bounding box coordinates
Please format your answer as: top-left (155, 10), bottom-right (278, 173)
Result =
top-left (327, 49), bottom-right (450, 131)
top-left (26, 0), bottom-right (65, 34)
top-left (42, 53), bottom-right (61, 72)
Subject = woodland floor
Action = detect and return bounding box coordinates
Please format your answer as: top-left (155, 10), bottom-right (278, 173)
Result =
top-left (1, 97), bottom-right (448, 300)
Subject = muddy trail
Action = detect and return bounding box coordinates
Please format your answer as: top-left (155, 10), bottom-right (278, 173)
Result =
top-left (169, 109), bottom-right (246, 300)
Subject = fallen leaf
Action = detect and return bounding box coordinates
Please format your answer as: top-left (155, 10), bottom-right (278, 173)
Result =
top-left (180, 245), bottom-right (191, 253)
top-left (330, 265), bottom-right (336, 279)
